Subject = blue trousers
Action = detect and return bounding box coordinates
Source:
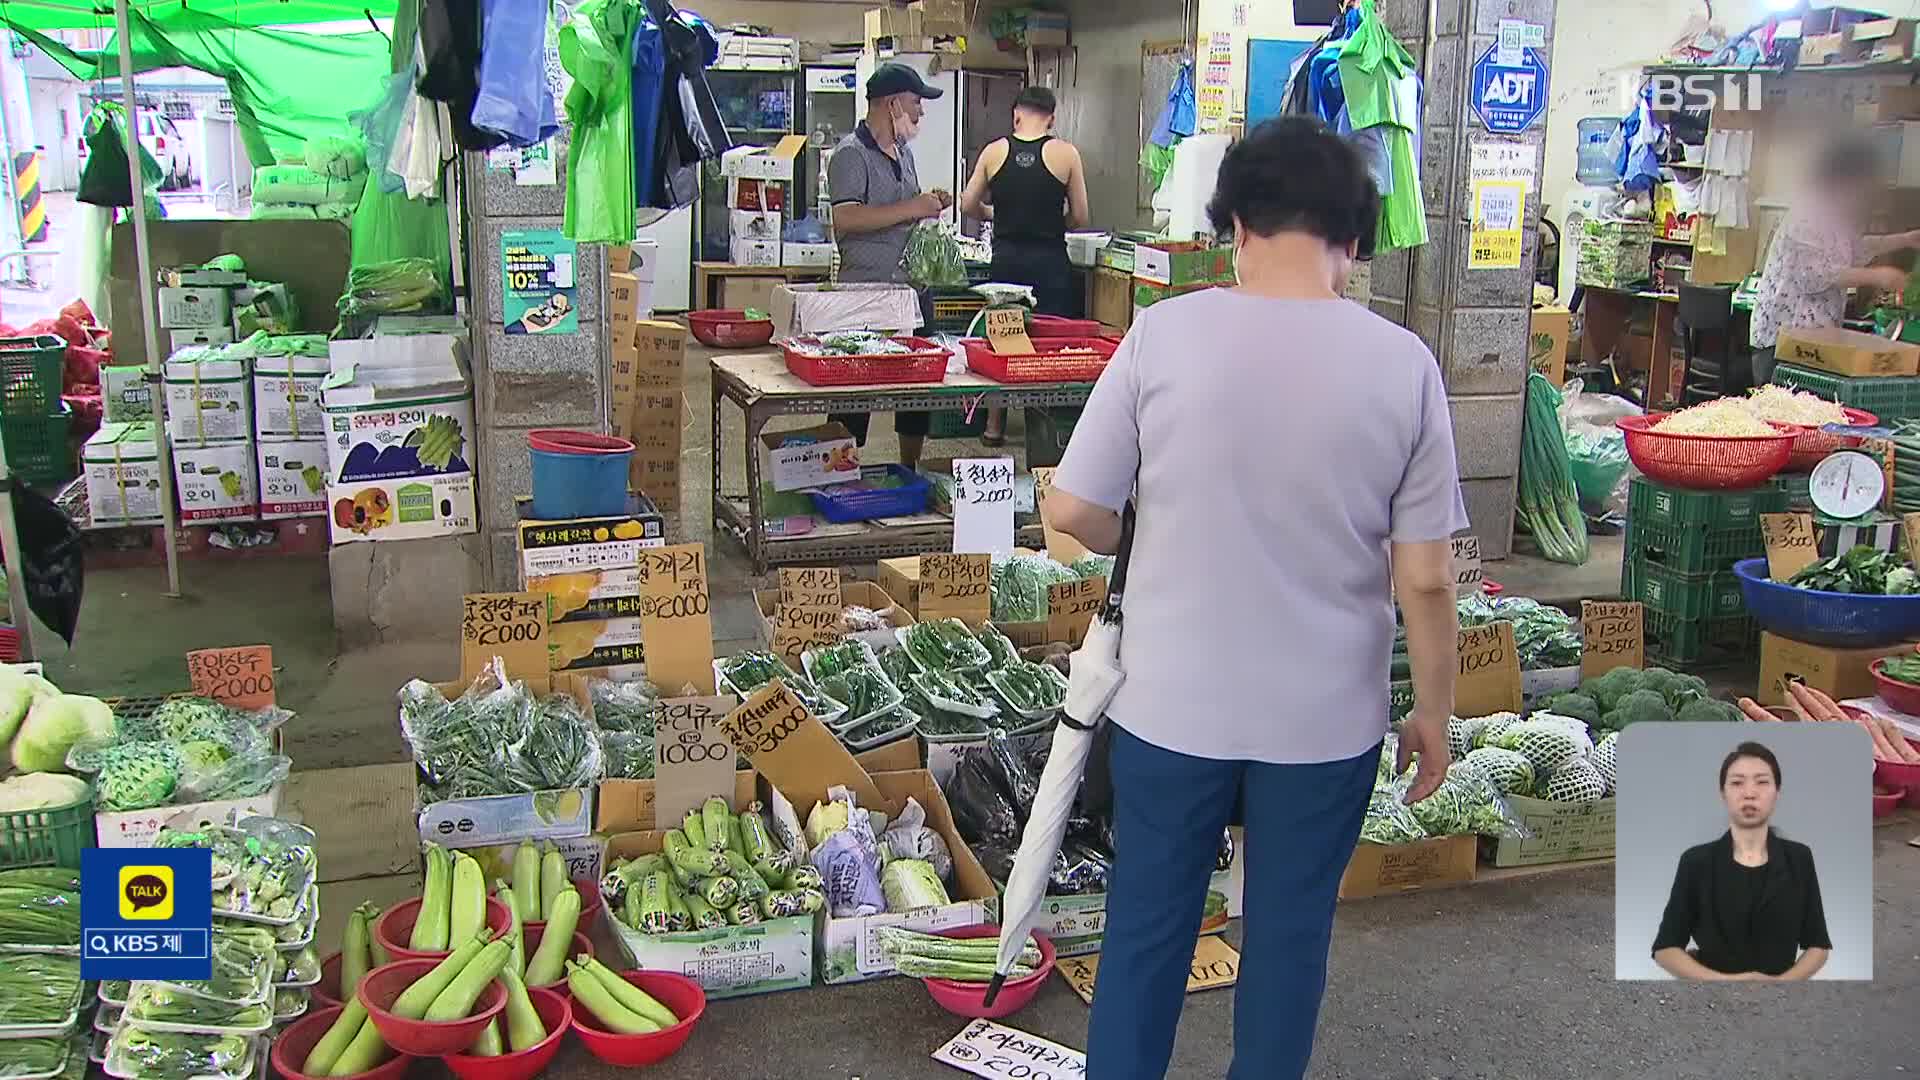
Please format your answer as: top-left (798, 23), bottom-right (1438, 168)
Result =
top-left (1085, 724), bottom-right (1381, 1080)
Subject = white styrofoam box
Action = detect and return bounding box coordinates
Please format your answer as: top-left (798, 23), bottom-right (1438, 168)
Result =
top-left (729, 209), bottom-right (783, 243)
top-left (172, 438), bottom-right (258, 522)
top-left (767, 283), bottom-right (922, 339)
top-left (322, 335), bottom-right (476, 485)
top-left (625, 238), bottom-right (660, 282)
top-left (169, 327), bottom-right (234, 350)
top-left (164, 354), bottom-right (253, 442)
top-left (157, 285), bottom-right (231, 329)
top-left (719, 137), bottom-right (805, 181)
top-left (83, 422), bottom-right (166, 526)
top-left (326, 472), bottom-right (478, 543)
top-left (783, 242), bottom-right (835, 267)
top-left (101, 366), bottom-right (153, 424)
top-left (256, 439), bottom-right (329, 520)
top-left (97, 786), bottom-right (283, 847)
top-left (251, 351), bottom-right (329, 440)
top-left (729, 237), bottom-right (781, 267)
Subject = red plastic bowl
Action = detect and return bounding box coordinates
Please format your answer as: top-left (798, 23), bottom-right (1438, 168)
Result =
top-left (375, 898), bottom-right (514, 964)
top-left (527, 430), bottom-right (634, 455)
top-left (313, 952), bottom-right (344, 1010)
top-left (1871, 735), bottom-right (1920, 807)
top-left (686, 309), bottom-right (774, 348)
top-left (442, 987), bottom-right (571, 1080)
top-left (519, 928), bottom-right (594, 991)
top-left (568, 970), bottom-right (705, 1067)
top-left (919, 924), bottom-right (1056, 1020)
top-left (524, 879), bottom-right (604, 937)
top-left (1873, 784), bottom-right (1906, 817)
top-left (1869, 659), bottom-right (1920, 718)
top-left (271, 1005), bottom-right (414, 1080)
top-left (359, 959), bottom-right (507, 1057)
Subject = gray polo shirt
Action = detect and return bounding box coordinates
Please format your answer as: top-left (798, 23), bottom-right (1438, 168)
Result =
top-left (828, 121), bottom-right (922, 284)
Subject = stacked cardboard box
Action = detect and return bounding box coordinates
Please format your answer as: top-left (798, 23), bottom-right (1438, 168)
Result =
top-left (610, 315), bottom-right (687, 511)
top-left (719, 136), bottom-right (814, 267)
top-left (320, 332), bottom-right (479, 543)
top-left (515, 498), bottom-right (667, 674)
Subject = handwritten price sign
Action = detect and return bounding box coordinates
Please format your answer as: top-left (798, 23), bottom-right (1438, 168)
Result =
top-left (638, 544), bottom-right (715, 694)
top-left (722, 681), bottom-right (880, 811)
top-left (778, 567), bottom-right (841, 610)
top-left (1581, 600), bottom-right (1644, 678)
top-left (1455, 621), bottom-right (1522, 716)
top-left (1451, 536), bottom-right (1485, 594)
top-left (1760, 512), bottom-right (1819, 581)
top-left (653, 695), bottom-right (738, 824)
top-left (459, 593), bottom-right (549, 683)
top-left (921, 552), bottom-right (992, 624)
top-left (952, 458), bottom-right (1016, 556)
top-left (1046, 576), bottom-right (1105, 646)
top-left (983, 307), bottom-right (1034, 355)
top-left (185, 646), bottom-right (275, 710)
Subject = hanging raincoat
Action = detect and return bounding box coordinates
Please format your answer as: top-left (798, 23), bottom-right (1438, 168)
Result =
top-left (560, 0), bottom-right (641, 243)
top-left (1338, 0), bottom-right (1426, 253)
top-left (472, 0), bottom-right (559, 147)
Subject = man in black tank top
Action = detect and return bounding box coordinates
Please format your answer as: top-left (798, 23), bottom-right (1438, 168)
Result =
top-left (959, 86), bottom-right (1091, 444)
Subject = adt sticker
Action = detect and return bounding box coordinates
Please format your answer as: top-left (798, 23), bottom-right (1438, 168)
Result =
top-left (81, 848), bottom-right (212, 981)
top-left (1471, 44), bottom-right (1550, 134)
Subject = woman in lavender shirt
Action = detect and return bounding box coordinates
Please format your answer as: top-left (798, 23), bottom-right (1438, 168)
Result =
top-left (1047, 118), bottom-right (1468, 1080)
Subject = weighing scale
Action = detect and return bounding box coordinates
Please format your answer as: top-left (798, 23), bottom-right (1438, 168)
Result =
top-left (1808, 450), bottom-right (1886, 520)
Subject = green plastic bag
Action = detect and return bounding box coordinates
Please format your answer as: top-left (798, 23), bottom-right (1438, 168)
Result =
top-left (903, 222), bottom-right (967, 287)
top-left (559, 0), bottom-right (640, 244)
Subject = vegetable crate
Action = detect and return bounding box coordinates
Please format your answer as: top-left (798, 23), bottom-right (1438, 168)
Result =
top-left (961, 337), bottom-right (1116, 383)
top-left (781, 337), bottom-right (949, 387)
top-left (0, 793), bottom-right (92, 869)
top-left (1644, 609), bottom-right (1758, 668)
top-left (0, 336), bottom-right (66, 419)
top-left (1621, 555), bottom-right (1748, 621)
top-left (923, 288), bottom-right (988, 334)
top-left (1627, 476), bottom-right (1787, 531)
top-left (1624, 518), bottom-right (1765, 575)
top-left (1772, 362), bottom-right (1920, 419)
top-left (0, 406), bottom-right (73, 487)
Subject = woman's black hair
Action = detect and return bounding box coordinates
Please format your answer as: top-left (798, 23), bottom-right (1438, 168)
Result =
top-left (1720, 741), bottom-right (1782, 788)
top-left (1207, 116), bottom-right (1380, 257)
top-left (1815, 133), bottom-right (1884, 185)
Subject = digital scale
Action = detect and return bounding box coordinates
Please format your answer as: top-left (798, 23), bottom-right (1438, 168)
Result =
top-left (1808, 450), bottom-right (1886, 520)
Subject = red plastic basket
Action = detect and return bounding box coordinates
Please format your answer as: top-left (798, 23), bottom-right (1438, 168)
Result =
top-left (1029, 315), bottom-right (1102, 337)
top-left (1779, 407), bottom-right (1878, 471)
top-left (960, 336), bottom-right (1117, 383)
top-left (1616, 414), bottom-right (1796, 490)
top-left (782, 336), bottom-right (950, 386)
top-left (686, 310), bottom-right (774, 348)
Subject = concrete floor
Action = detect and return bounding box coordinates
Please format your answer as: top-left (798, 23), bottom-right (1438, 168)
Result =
top-left (35, 333), bottom-right (1918, 1078)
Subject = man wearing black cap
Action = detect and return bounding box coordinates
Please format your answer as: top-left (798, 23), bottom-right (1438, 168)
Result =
top-left (824, 61), bottom-right (953, 468)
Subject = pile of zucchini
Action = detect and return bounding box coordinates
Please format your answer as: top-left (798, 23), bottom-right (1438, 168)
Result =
top-left (604, 797), bottom-right (824, 934)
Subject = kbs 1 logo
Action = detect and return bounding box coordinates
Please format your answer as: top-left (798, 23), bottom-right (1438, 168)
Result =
top-left (119, 866), bottom-right (174, 920)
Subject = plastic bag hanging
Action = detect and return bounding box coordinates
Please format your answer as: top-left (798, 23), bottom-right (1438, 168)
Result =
top-left (10, 486), bottom-right (83, 645)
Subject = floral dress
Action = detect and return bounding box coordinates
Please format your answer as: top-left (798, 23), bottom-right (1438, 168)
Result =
top-left (1750, 201), bottom-right (1863, 349)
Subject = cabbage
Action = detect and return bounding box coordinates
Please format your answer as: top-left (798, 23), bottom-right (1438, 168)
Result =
top-left (0, 772), bottom-right (88, 810)
top-left (0, 668), bottom-right (41, 745)
top-left (12, 694), bottom-right (116, 773)
top-left (880, 858), bottom-right (951, 911)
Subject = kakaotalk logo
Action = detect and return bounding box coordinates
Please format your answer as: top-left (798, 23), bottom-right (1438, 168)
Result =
top-left (118, 866), bottom-right (174, 920)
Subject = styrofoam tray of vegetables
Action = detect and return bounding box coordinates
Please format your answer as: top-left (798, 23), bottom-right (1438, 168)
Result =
top-left (801, 640), bottom-right (905, 731)
top-left (120, 982), bottom-right (274, 1037)
top-left (715, 652), bottom-right (848, 726)
top-left (158, 818), bottom-right (318, 926)
top-left (271, 945), bottom-right (322, 989)
top-left (896, 620), bottom-right (993, 675)
top-left (91, 1006), bottom-right (119, 1035)
top-left (102, 1027), bottom-right (262, 1080)
top-left (0, 868), bottom-right (82, 954)
top-left (984, 662), bottom-right (1067, 722)
top-left (95, 982), bottom-right (129, 1008)
top-left (87, 1029), bottom-right (108, 1066)
top-left (909, 667), bottom-right (1001, 719)
top-left (0, 1032), bottom-right (78, 1080)
top-left (271, 989), bottom-right (309, 1023)
top-left (259, 892), bottom-right (320, 952)
top-left (0, 954), bottom-right (85, 1036)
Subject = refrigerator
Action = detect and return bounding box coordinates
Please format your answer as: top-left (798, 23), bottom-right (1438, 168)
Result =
top-left (696, 67), bottom-right (798, 263)
top-left (797, 65), bottom-right (858, 224)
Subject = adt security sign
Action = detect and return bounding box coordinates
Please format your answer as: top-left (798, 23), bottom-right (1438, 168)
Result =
top-left (1471, 44), bottom-right (1549, 134)
top-left (81, 847), bottom-right (212, 980)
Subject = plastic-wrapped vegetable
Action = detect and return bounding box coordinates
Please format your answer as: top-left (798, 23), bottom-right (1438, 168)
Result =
top-left (398, 661), bottom-right (600, 801)
top-left (333, 257), bottom-right (445, 336)
top-left (0, 1037), bottom-right (67, 1079)
top-left (902, 221), bottom-right (967, 287)
top-left (1404, 761), bottom-right (1531, 839)
top-left (1359, 786), bottom-right (1428, 845)
top-left (0, 876), bottom-right (80, 948)
top-left (589, 678), bottom-right (661, 734)
top-left (990, 555), bottom-right (1080, 623)
top-left (840, 706), bottom-right (918, 746)
top-left (0, 955), bottom-right (81, 1024)
top-left (600, 731), bottom-right (656, 779)
top-left (124, 982), bottom-right (272, 1033)
top-left (718, 651), bottom-right (845, 721)
top-left (900, 620), bottom-right (992, 673)
top-left (104, 1028), bottom-right (257, 1080)
top-left (987, 662), bottom-right (1067, 717)
top-left (879, 797), bottom-right (954, 882)
top-left (880, 859), bottom-right (951, 911)
top-left (807, 788), bottom-right (885, 918)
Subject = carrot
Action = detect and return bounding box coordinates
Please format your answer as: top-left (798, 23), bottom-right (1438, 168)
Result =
top-left (1873, 713), bottom-right (1920, 763)
top-left (1736, 697), bottom-right (1780, 722)
top-left (1799, 684), bottom-right (1852, 723)
top-left (1783, 682), bottom-right (1825, 723)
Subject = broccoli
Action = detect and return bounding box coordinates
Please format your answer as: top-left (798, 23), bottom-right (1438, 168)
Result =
top-left (1586, 666), bottom-right (1646, 711)
top-left (1675, 697), bottom-right (1742, 724)
top-left (1637, 667), bottom-right (1709, 709)
top-left (1542, 691), bottom-right (1601, 728)
top-left (1601, 688), bottom-right (1673, 732)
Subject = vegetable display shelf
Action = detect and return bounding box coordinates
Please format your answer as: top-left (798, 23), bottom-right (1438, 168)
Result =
top-left (712, 353), bottom-right (1090, 571)
top-left (1624, 518), bottom-right (1765, 575)
top-left (1772, 363), bottom-right (1920, 420)
top-left (1627, 475), bottom-right (1787, 531)
top-left (1643, 609), bottom-right (1758, 668)
top-left (1621, 556), bottom-right (1747, 622)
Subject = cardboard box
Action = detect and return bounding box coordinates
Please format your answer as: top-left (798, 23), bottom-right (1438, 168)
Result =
top-left (515, 497), bottom-right (669, 578)
top-left (1133, 242), bottom-right (1231, 286)
top-left (548, 617), bottom-right (647, 672)
top-left (414, 671), bottom-right (597, 844)
top-left (256, 439), bottom-right (329, 520)
top-left (1338, 834), bottom-right (1477, 900)
top-left (752, 581), bottom-right (916, 654)
top-left (719, 135), bottom-right (807, 181)
top-left (322, 334), bottom-right (477, 484)
top-left (1653, 183), bottom-right (1697, 243)
top-left (458, 833), bottom-right (608, 885)
top-left (1798, 32), bottom-right (1848, 65)
top-left (163, 264), bottom-right (247, 289)
top-left (877, 555), bottom-right (922, 613)
top-left (164, 355), bottom-right (253, 443)
top-left (610, 321), bottom-right (686, 391)
top-left (1529, 306), bottom-right (1572, 385)
top-left (1023, 9), bottom-right (1069, 46)
top-left (102, 365), bottom-right (153, 424)
top-left (1849, 17), bottom-right (1916, 61)
top-left (157, 285), bottom-right (231, 329)
top-left (761, 422), bottom-right (860, 492)
top-left (97, 785), bottom-right (285, 848)
top-left (910, 0), bottom-right (965, 35)
top-left (170, 327), bottom-right (233, 350)
top-left (173, 438), bottom-right (258, 522)
top-left (1860, 83), bottom-right (1920, 123)
top-left (1482, 795), bottom-right (1617, 867)
top-left (632, 449), bottom-right (682, 511)
top-left (1090, 267), bottom-right (1133, 330)
top-left (729, 208), bottom-right (783, 244)
top-left (783, 242), bottom-right (835, 268)
top-left (1012, 869), bottom-right (1237, 959)
top-left (1756, 633), bottom-right (1920, 706)
top-left (768, 283), bottom-right (922, 339)
top-left (252, 351), bottom-right (328, 440)
top-left (608, 238), bottom-right (660, 280)
top-left (1132, 278), bottom-right (1211, 314)
top-left (607, 272), bottom-right (656, 331)
top-left (83, 422), bottom-right (166, 526)
top-left (865, 4), bottom-right (922, 43)
top-left (729, 237), bottom-right (782, 268)
top-left (596, 770), bottom-right (759, 834)
top-left (232, 282), bottom-right (298, 337)
top-left (327, 472), bottom-right (478, 543)
top-left (1775, 324), bottom-right (1920, 376)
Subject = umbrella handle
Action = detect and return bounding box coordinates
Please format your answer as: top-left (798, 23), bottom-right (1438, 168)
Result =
top-left (981, 973), bottom-right (1006, 1007)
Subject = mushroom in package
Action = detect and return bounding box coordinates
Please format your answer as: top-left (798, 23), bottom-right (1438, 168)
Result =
top-left (806, 787), bottom-right (886, 918)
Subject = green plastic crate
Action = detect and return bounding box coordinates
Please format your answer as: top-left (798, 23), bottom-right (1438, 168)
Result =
top-left (1623, 556), bottom-right (1748, 621)
top-left (0, 408), bottom-right (72, 487)
top-left (0, 791), bottom-right (92, 869)
top-left (1644, 610), bottom-right (1758, 668)
top-left (927, 409), bottom-right (988, 438)
top-left (1624, 518), bottom-right (1766, 574)
top-left (1772, 363), bottom-right (1920, 419)
top-left (1628, 476), bottom-right (1786, 530)
top-left (0, 336), bottom-right (65, 419)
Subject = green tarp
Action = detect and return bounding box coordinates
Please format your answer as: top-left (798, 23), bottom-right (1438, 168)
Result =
top-left (0, 0), bottom-right (394, 31)
top-left (7, 10), bottom-right (390, 166)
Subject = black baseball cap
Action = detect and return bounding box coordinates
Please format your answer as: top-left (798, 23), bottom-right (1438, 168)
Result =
top-left (866, 62), bottom-right (944, 101)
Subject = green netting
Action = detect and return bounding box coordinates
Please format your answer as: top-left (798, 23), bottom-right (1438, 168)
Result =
top-left (6, 11), bottom-right (390, 167)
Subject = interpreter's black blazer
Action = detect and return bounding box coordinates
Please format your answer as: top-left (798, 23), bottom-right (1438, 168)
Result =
top-left (1651, 829), bottom-right (1832, 977)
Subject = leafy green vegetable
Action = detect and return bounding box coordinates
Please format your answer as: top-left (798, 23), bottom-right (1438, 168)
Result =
top-left (1601, 688), bottom-right (1674, 732)
top-left (1788, 545), bottom-right (1913, 594)
top-left (986, 662), bottom-right (1067, 717)
top-left (903, 222), bottom-right (967, 287)
top-left (105, 1027), bottom-right (256, 1080)
top-left (1359, 787), bottom-right (1428, 844)
top-left (990, 556), bottom-right (1081, 623)
top-left (1516, 372), bottom-right (1589, 565)
top-left (0, 955), bottom-right (80, 1023)
top-left (1542, 692), bottom-right (1601, 728)
top-left (1675, 697), bottom-right (1743, 724)
top-left (0, 1037), bottom-right (67, 1078)
top-left (1882, 653), bottom-right (1920, 686)
top-left (901, 620), bottom-right (992, 673)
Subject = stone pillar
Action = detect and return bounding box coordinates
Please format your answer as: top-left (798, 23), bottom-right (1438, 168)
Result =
top-left (1372, 0), bottom-right (1555, 561)
top-left (464, 132), bottom-right (611, 589)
